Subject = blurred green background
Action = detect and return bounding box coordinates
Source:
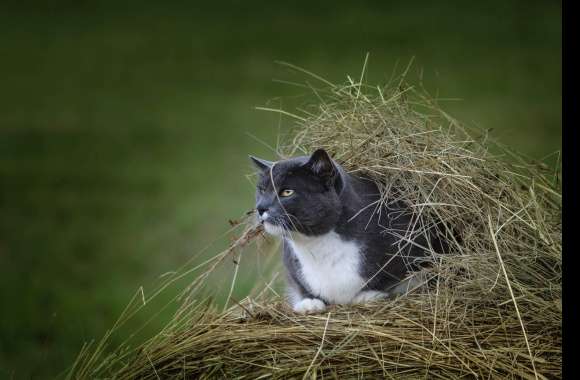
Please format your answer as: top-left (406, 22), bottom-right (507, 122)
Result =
top-left (0, 0), bottom-right (560, 378)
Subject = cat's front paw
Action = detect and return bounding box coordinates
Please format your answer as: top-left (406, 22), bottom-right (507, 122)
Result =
top-left (352, 290), bottom-right (389, 304)
top-left (293, 298), bottom-right (326, 314)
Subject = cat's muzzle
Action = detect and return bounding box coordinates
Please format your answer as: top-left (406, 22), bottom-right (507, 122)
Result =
top-left (263, 221), bottom-right (286, 236)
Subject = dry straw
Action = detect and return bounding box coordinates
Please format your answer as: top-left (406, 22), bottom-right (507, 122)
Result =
top-left (67, 64), bottom-right (561, 379)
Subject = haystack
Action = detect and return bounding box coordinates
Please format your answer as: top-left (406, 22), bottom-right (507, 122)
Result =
top-left (68, 67), bottom-right (561, 379)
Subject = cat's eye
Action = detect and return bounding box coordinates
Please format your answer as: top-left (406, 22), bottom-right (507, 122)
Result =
top-left (279, 189), bottom-right (294, 197)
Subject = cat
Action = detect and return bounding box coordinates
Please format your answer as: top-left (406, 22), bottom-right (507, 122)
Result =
top-left (250, 149), bottom-right (447, 314)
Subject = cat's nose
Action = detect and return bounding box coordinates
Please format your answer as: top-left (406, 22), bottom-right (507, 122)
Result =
top-left (257, 206), bottom-right (268, 216)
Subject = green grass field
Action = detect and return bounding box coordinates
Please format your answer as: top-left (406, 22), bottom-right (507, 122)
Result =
top-left (0, 1), bottom-right (560, 377)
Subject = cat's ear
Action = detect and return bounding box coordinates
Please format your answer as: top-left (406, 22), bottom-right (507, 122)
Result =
top-left (305, 149), bottom-right (336, 181)
top-left (249, 155), bottom-right (273, 172)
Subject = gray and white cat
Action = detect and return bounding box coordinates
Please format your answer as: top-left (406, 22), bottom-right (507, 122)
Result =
top-left (250, 149), bottom-right (446, 314)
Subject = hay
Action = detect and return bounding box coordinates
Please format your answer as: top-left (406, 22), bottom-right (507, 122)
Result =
top-left (67, 68), bottom-right (561, 379)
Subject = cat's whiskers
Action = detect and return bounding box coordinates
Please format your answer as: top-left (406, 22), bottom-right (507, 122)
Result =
top-left (278, 218), bottom-right (289, 235)
top-left (282, 222), bottom-right (294, 242)
top-left (284, 213), bottom-right (306, 231)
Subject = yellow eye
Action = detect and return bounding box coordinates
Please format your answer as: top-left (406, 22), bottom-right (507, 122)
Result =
top-left (280, 189), bottom-right (294, 197)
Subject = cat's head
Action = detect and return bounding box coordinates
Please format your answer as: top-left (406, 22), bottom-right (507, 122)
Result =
top-left (250, 149), bottom-right (344, 237)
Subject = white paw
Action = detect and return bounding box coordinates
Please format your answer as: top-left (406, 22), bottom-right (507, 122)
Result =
top-left (293, 298), bottom-right (326, 314)
top-left (352, 290), bottom-right (389, 304)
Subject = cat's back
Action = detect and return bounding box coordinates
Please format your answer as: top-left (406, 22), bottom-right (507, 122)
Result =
top-left (336, 173), bottom-right (411, 238)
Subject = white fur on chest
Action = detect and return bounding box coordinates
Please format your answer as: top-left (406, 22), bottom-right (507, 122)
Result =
top-left (287, 231), bottom-right (365, 304)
